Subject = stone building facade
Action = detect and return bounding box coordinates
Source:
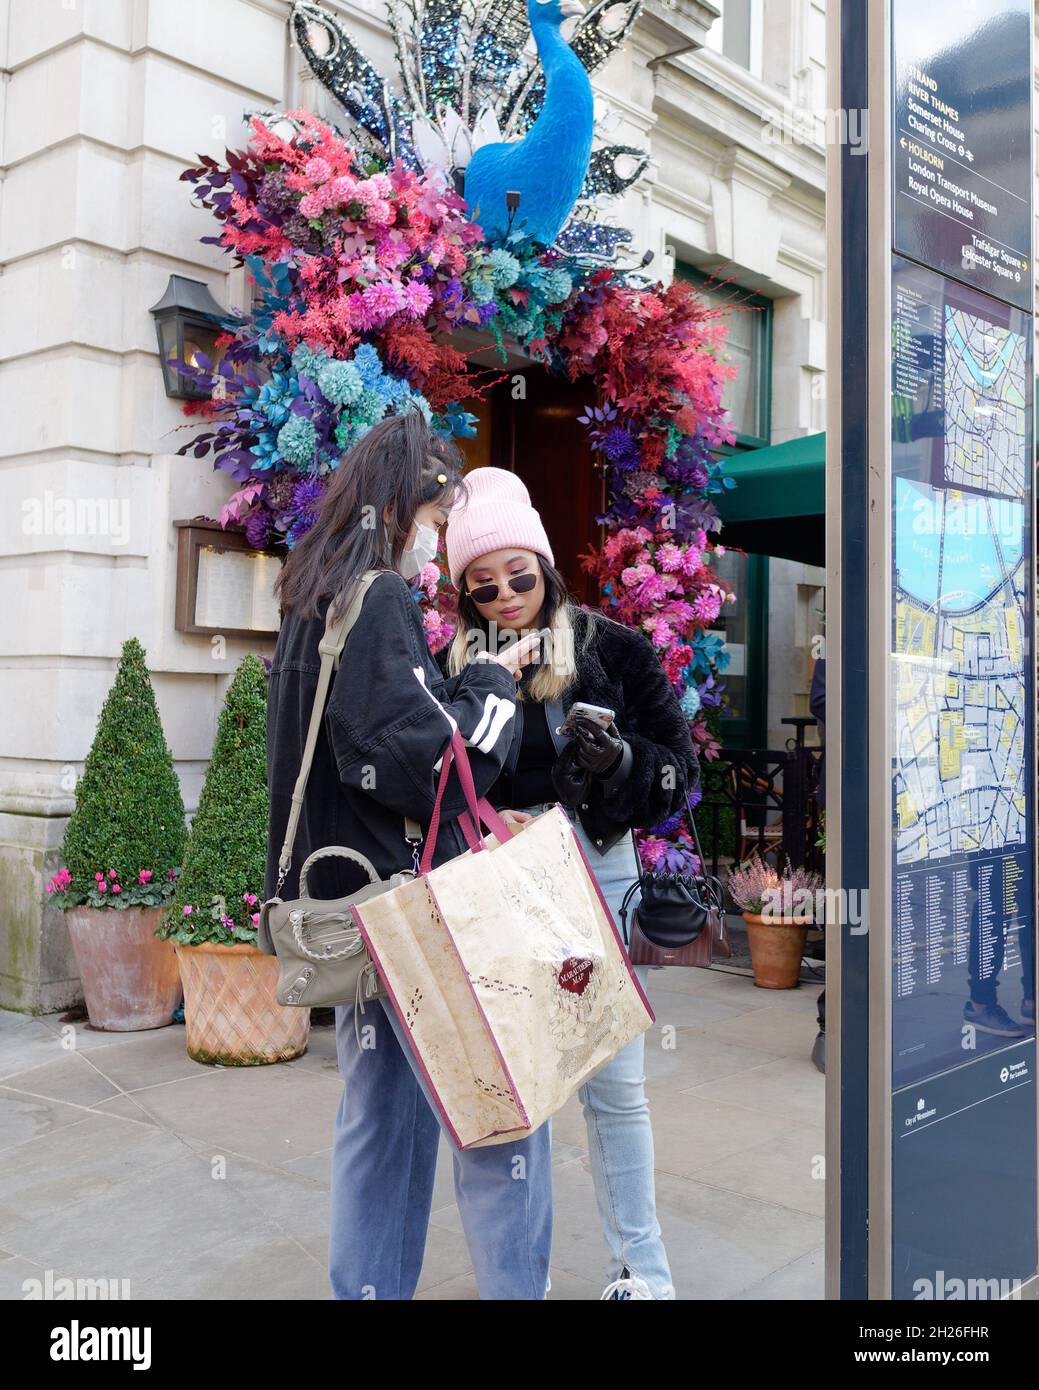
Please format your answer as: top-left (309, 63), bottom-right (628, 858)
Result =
top-left (0, 0), bottom-right (828, 1011)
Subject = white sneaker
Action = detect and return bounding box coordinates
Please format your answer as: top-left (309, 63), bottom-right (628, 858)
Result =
top-left (601, 1270), bottom-right (653, 1300)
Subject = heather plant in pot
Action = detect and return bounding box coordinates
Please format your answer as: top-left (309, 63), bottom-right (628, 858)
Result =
top-left (159, 654), bottom-right (308, 1065)
top-left (727, 854), bottom-right (824, 989)
top-left (46, 638), bottom-right (186, 1030)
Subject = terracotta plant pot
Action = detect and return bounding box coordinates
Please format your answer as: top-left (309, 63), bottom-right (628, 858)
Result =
top-left (743, 912), bottom-right (809, 989)
top-left (65, 906), bottom-right (181, 1031)
top-left (174, 941), bottom-right (309, 1066)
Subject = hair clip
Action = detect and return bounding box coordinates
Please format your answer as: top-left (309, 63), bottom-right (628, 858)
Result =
top-left (436, 472), bottom-right (447, 485)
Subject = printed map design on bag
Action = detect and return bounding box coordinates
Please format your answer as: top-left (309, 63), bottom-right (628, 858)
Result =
top-left (353, 780), bottom-right (654, 1149)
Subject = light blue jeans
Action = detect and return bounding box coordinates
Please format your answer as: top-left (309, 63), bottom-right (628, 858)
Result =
top-left (521, 801), bottom-right (675, 1300)
top-left (329, 992), bottom-right (552, 1300)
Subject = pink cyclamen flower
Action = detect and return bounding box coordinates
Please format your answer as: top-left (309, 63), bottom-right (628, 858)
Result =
top-left (112, 884), bottom-right (121, 894)
top-left (98, 881), bottom-right (107, 892)
top-left (182, 905), bottom-right (192, 916)
top-left (138, 869), bottom-right (153, 884)
top-left (251, 913), bottom-right (260, 927)
top-left (95, 872), bottom-right (104, 882)
top-left (108, 869), bottom-right (117, 879)
top-left (242, 893), bottom-right (258, 907)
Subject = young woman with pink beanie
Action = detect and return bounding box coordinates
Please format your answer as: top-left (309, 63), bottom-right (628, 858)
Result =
top-left (445, 466), bottom-right (700, 1300)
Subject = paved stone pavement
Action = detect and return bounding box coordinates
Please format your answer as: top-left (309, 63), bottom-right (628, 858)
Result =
top-left (0, 964), bottom-right (824, 1300)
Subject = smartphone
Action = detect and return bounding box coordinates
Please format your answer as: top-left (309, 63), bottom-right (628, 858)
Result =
top-left (556, 702), bottom-right (616, 736)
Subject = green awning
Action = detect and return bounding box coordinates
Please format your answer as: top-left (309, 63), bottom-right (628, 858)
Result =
top-left (716, 432), bottom-right (826, 566)
top-left (717, 384), bottom-right (1039, 568)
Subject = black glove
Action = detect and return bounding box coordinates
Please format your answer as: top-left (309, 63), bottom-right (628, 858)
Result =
top-left (552, 745), bottom-right (592, 805)
top-left (571, 717), bottom-right (626, 778)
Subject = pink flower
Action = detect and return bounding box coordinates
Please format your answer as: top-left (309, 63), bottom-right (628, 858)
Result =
top-left (403, 280), bottom-right (433, 318)
top-left (360, 280), bottom-right (404, 325)
top-left (304, 156), bottom-right (331, 183)
top-left (692, 591), bottom-right (722, 623)
top-left (95, 872), bottom-right (104, 882)
top-left (138, 870), bottom-right (153, 884)
top-left (419, 561), bottom-right (440, 590)
top-left (251, 913), bottom-right (260, 927)
top-left (112, 884), bottom-right (121, 894)
top-left (182, 905), bottom-right (192, 916)
top-left (168, 869), bottom-right (176, 879)
top-left (656, 543), bottom-right (683, 572)
top-left (327, 175), bottom-right (358, 205)
top-left (298, 191), bottom-right (325, 219)
top-left (108, 869), bottom-right (117, 879)
top-left (98, 881), bottom-right (107, 892)
top-left (242, 893), bottom-right (258, 906)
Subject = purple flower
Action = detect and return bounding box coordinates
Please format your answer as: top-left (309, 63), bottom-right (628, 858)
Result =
top-left (244, 506), bottom-right (272, 550)
top-left (257, 170), bottom-right (295, 214)
top-left (291, 475), bottom-right (324, 521)
top-left (600, 426), bottom-right (641, 470)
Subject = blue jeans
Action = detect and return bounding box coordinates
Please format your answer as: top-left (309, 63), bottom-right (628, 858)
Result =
top-left (329, 994), bottom-right (552, 1299)
top-left (521, 802), bottom-right (675, 1300)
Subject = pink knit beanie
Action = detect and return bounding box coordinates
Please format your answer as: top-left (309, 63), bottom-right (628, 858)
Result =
top-left (446, 467), bottom-right (554, 588)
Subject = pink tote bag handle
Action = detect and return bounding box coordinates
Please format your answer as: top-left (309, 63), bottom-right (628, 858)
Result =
top-left (419, 731), bottom-right (513, 875)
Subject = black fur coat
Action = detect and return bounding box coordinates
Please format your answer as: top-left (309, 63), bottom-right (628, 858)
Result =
top-left (547, 609), bottom-right (701, 851)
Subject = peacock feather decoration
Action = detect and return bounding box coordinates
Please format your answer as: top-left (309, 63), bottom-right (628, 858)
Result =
top-left (289, 0), bottom-right (649, 260)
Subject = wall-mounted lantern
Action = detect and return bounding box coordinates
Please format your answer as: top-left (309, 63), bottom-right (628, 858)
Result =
top-left (149, 275), bottom-right (227, 400)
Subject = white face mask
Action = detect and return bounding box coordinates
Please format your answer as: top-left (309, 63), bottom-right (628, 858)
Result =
top-left (398, 522), bottom-right (440, 579)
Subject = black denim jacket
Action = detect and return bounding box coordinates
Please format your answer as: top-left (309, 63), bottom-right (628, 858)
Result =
top-left (264, 569), bottom-right (518, 902)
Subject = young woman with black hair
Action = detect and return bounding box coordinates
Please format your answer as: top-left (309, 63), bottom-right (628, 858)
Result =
top-left (264, 415), bottom-right (548, 1300)
top-left (445, 467), bottom-right (701, 1300)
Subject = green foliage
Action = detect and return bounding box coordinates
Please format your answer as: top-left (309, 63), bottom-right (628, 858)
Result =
top-left (160, 655), bottom-right (269, 946)
top-left (61, 638), bottom-right (187, 907)
top-left (694, 706), bottom-right (736, 861)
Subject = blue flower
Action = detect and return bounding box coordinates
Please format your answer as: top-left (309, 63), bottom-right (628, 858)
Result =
top-left (291, 343), bottom-right (320, 377)
top-left (540, 268), bottom-right (573, 303)
top-left (680, 685), bottom-right (702, 719)
top-left (355, 387), bottom-right (388, 426)
top-left (276, 414), bottom-right (317, 468)
top-left (488, 248), bottom-right (521, 289)
top-left (317, 359), bottom-right (363, 407)
top-left (351, 344), bottom-right (384, 389)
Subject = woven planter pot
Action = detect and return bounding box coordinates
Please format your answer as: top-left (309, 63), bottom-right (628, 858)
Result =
top-left (743, 913), bottom-right (809, 990)
top-left (66, 906), bottom-right (181, 1031)
top-left (174, 941), bottom-right (309, 1066)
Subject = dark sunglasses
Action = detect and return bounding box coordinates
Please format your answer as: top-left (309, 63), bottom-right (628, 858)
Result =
top-left (466, 571), bottom-right (538, 605)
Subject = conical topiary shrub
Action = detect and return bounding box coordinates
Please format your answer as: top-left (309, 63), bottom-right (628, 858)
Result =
top-left (162, 655), bottom-right (306, 1066)
top-left (161, 654), bottom-right (269, 946)
top-left (51, 637), bottom-right (186, 1031)
top-left (58, 637), bottom-right (187, 907)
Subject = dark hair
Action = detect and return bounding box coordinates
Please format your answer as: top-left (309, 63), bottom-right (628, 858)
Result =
top-left (275, 412), bottom-right (465, 620)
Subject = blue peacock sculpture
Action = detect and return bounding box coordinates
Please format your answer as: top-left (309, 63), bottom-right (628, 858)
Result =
top-left (463, 0), bottom-right (593, 245)
top-left (288, 0), bottom-right (650, 259)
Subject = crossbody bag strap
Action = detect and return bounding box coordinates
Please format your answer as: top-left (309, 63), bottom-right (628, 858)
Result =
top-left (275, 569), bottom-right (384, 892)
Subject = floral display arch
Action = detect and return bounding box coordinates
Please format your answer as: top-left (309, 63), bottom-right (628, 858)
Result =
top-left (178, 11), bottom-right (739, 870)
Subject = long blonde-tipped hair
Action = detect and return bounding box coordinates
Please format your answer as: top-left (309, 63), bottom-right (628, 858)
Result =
top-left (446, 557), bottom-right (599, 702)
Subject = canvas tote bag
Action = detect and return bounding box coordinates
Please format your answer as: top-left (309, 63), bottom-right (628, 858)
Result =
top-left (352, 729), bottom-right (654, 1149)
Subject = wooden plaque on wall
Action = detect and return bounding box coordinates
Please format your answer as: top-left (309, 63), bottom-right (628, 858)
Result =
top-left (174, 519), bottom-right (282, 639)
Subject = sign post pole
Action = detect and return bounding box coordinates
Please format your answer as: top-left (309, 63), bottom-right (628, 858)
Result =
top-left (827, 0), bottom-right (1038, 1299)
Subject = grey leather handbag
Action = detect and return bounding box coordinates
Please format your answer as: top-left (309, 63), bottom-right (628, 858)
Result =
top-left (257, 569), bottom-right (422, 1012)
